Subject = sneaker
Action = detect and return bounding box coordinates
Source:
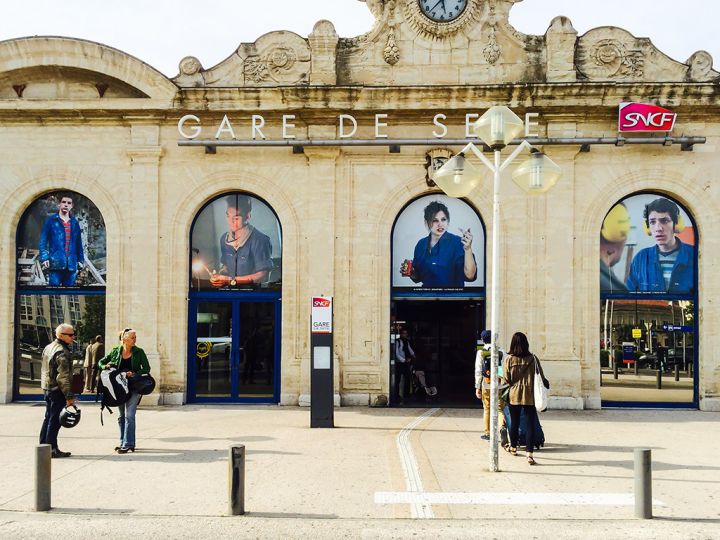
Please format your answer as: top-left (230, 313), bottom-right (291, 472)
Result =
top-left (51, 449), bottom-right (71, 458)
top-left (480, 433), bottom-right (490, 440)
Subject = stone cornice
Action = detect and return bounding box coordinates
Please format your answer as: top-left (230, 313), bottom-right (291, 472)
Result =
top-left (2, 82), bottom-right (720, 124)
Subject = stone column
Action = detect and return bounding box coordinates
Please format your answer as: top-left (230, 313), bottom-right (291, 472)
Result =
top-left (126, 123), bottom-right (163, 405)
top-left (297, 147), bottom-right (339, 406)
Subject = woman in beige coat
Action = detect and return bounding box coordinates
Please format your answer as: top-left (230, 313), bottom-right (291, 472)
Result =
top-left (503, 332), bottom-right (548, 465)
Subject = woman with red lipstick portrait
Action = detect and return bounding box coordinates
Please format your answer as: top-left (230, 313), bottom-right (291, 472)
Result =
top-left (400, 200), bottom-right (477, 289)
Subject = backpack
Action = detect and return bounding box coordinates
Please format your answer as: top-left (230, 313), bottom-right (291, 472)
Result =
top-left (96, 368), bottom-right (130, 425)
top-left (482, 349), bottom-right (504, 383)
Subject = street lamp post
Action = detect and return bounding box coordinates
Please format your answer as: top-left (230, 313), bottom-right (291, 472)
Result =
top-left (433, 106), bottom-right (561, 472)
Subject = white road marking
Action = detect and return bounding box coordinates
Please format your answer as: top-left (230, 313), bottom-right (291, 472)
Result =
top-left (375, 491), bottom-right (666, 506)
top-left (396, 408), bottom-right (440, 519)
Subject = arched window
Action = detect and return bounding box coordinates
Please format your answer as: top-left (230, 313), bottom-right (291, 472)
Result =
top-left (187, 192), bottom-right (282, 403)
top-left (190, 192), bottom-right (282, 291)
top-left (389, 194), bottom-right (486, 406)
top-left (14, 190), bottom-right (106, 399)
top-left (392, 194), bottom-right (485, 295)
top-left (599, 192), bottom-right (697, 407)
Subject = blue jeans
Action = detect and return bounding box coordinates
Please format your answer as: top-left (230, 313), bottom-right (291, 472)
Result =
top-left (48, 269), bottom-right (77, 286)
top-left (117, 392), bottom-right (142, 448)
top-left (39, 389), bottom-right (65, 450)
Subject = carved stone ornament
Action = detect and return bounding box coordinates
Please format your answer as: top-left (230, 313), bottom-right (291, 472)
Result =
top-left (687, 50), bottom-right (717, 82)
top-left (384, 29), bottom-right (401, 65)
top-left (577, 37), bottom-right (644, 80)
top-left (179, 56), bottom-right (202, 76)
top-left (241, 32), bottom-right (311, 85)
top-left (402, 0), bottom-right (483, 40)
top-left (482, 7), bottom-right (501, 64)
top-left (425, 148), bottom-right (454, 187)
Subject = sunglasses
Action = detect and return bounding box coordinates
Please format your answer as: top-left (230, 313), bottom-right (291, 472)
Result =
top-left (61, 332), bottom-right (76, 337)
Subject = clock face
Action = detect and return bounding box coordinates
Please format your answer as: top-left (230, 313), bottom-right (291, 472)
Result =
top-left (418, 0), bottom-right (468, 23)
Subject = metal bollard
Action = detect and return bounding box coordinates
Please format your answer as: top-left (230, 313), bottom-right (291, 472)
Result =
top-left (228, 445), bottom-right (245, 516)
top-left (674, 364), bottom-right (680, 382)
top-left (656, 369), bottom-right (662, 389)
top-left (634, 448), bottom-right (652, 519)
top-left (613, 361), bottom-right (619, 379)
top-left (35, 444), bottom-right (51, 511)
top-left (634, 360), bottom-right (639, 376)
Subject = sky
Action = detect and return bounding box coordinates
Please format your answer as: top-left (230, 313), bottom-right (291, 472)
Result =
top-left (1, 0), bottom-right (718, 77)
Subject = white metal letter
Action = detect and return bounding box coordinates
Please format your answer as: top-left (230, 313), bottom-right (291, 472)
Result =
top-left (214, 115), bottom-right (237, 140)
top-left (251, 115), bottom-right (266, 140)
top-left (525, 112), bottom-right (540, 138)
top-left (282, 114), bottom-right (296, 139)
top-left (339, 114), bottom-right (358, 139)
top-left (465, 113), bottom-right (480, 138)
top-left (178, 114), bottom-right (202, 139)
top-left (432, 113), bottom-right (448, 138)
top-left (375, 113), bottom-right (388, 139)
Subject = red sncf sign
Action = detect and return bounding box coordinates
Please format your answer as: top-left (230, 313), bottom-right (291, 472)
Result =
top-left (618, 102), bottom-right (677, 132)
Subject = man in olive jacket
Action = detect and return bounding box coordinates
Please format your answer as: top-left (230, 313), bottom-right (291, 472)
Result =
top-left (39, 323), bottom-right (77, 458)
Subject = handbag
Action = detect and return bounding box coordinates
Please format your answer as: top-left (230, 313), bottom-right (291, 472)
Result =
top-left (533, 355), bottom-right (549, 412)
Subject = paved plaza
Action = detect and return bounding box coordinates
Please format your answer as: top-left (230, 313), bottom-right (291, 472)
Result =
top-left (0, 403), bottom-right (718, 538)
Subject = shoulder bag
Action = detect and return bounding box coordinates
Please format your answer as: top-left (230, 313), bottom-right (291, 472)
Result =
top-left (533, 354), bottom-right (549, 412)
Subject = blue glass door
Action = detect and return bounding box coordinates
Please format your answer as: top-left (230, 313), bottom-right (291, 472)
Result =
top-left (188, 294), bottom-right (280, 403)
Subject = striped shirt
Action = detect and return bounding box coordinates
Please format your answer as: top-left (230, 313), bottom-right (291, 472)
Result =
top-left (658, 248), bottom-right (679, 290)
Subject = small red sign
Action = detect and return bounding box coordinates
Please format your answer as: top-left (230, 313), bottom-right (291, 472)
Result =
top-left (313, 297), bottom-right (331, 308)
top-left (618, 102), bottom-right (677, 133)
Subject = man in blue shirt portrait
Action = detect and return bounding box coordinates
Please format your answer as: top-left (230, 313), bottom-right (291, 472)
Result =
top-left (400, 200), bottom-right (477, 288)
top-left (210, 195), bottom-right (274, 287)
top-left (38, 194), bottom-right (84, 286)
top-left (626, 197), bottom-right (694, 293)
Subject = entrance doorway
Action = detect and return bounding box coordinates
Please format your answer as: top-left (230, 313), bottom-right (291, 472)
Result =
top-left (391, 299), bottom-right (483, 407)
top-left (188, 296), bottom-right (281, 403)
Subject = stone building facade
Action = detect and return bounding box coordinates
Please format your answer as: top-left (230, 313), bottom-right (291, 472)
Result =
top-left (1, 0), bottom-right (718, 410)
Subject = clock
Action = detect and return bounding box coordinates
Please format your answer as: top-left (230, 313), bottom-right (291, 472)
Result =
top-left (418, 0), bottom-right (468, 23)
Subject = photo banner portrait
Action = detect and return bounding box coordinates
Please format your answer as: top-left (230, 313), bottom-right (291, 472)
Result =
top-left (190, 193), bottom-right (282, 291)
top-left (600, 193), bottom-right (696, 295)
top-left (16, 191), bottom-right (107, 289)
top-left (392, 194), bottom-right (485, 294)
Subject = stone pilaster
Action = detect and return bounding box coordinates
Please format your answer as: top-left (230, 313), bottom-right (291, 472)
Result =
top-left (126, 123), bottom-right (163, 404)
top-left (308, 20), bottom-right (339, 85)
top-left (545, 16), bottom-right (578, 83)
top-left (297, 147), bottom-right (339, 405)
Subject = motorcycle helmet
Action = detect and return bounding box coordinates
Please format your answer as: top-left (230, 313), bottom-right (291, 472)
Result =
top-left (59, 405), bottom-right (81, 428)
top-left (129, 374), bottom-right (156, 396)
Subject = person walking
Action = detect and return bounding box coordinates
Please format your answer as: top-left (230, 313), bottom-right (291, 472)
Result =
top-left (503, 332), bottom-right (548, 465)
top-left (99, 328), bottom-right (150, 453)
top-left (39, 323), bottom-right (77, 458)
top-left (394, 328), bottom-right (416, 404)
top-left (85, 335), bottom-right (104, 392)
top-left (474, 330), bottom-right (507, 441)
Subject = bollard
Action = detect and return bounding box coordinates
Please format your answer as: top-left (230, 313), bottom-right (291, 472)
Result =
top-left (634, 448), bottom-right (652, 519)
top-left (35, 444), bottom-right (51, 511)
top-left (674, 364), bottom-right (680, 382)
top-left (613, 361), bottom-right (619, 380)
top-left (228, 445), bottom-right (245, 516)
top-left (634, 360), bottom-right (639, 376)
top-left (656, 369), bottom-right (662, 389)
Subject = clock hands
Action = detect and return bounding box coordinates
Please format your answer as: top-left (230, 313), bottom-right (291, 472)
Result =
top-left (429, 0), bottom-right (447, 14)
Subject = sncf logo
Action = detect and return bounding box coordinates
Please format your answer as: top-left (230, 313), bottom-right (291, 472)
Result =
top-left (313, 298), bottom-right (331, 308)
top-left (618, 103), bottom-right (677, 132)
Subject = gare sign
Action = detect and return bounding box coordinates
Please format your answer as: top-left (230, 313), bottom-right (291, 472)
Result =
top-left (177, 112), bottom-right (543, 141)
top-left (618, 102), bottom-right (677, 133)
